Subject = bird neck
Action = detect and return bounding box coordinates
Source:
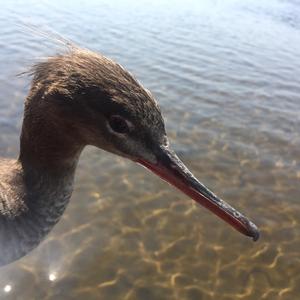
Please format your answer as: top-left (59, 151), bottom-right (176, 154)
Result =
top-left (3, 108), bottom-right (86, 264)
top-left (18, 105), bottom-right (85, 213)
top-left (0, 88), bottom-right (89, 266)
top-left (0, 157), bottom-right (77, 266)
top-left (19, 103), bottom-right (84, 169)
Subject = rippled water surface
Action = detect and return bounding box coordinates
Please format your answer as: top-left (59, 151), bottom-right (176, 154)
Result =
top-left (0, 0), bottom-right (300, 299)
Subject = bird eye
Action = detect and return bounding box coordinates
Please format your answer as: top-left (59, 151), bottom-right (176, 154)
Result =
top-left (108, 115), bottom-right (130, 134)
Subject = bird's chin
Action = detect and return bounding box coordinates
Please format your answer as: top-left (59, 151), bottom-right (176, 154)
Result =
top-left (135, 145), bottom-right (259, 241)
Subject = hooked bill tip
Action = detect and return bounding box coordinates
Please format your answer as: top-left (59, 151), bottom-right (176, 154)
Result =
top-left (252, 230), bottom-right (260, 242)
top-left (249, 222), bottom-right (260, 242)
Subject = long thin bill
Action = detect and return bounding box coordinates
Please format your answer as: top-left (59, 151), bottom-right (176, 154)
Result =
top-left (137, 146), bottom-right (259, 241)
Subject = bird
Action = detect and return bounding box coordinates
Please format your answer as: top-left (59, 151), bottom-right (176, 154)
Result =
top-left (0, 46), bottom-right (259, 267)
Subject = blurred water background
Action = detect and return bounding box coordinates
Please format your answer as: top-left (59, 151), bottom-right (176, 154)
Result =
top-left (0, 0), bottom-right (299, 299)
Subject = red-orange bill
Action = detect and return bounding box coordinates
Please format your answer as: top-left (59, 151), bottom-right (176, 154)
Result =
top-left (137, 146), bottom-right (259, 241)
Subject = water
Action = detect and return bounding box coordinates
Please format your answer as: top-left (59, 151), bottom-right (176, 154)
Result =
top-left (0, 0), bottom-right (300, 299)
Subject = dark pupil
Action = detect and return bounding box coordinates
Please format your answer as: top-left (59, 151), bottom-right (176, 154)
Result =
top-left (109, 115), bottom-right (129, 134)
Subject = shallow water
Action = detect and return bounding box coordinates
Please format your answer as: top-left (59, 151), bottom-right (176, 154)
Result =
top-left (0, 0), bottom-right (300, 299)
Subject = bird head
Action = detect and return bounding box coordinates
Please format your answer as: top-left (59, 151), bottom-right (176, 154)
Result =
top-left (27, 48), bottom-right (259, 241)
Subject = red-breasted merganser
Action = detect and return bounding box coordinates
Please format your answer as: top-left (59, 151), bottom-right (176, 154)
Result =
top-left (0, 47), bottom-right (259, 266)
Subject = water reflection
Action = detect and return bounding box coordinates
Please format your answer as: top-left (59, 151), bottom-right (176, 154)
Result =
top-left (49, 274), bottom-right (57, 282)
top-left (0, 0), bottom-right (300, 299)
top-left (3, 286), bottom-right (11, 294)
